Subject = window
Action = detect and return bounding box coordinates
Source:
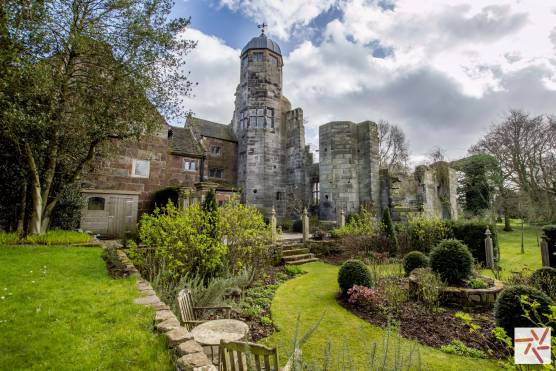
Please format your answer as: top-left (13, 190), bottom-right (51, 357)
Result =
top-left (253, 52), bottom-right (263, 62)
top-left (132, 159), bottom-right (150, 178)
top-left (183, 159), bottom-right (196, 171)
top-left (312, 182), bottom-right (320, 204)
top-left (88, 197), bottom-right (105, 211)
top-left (276, 192), bottom-right (283, 201)
top-left (242, 56), bottom-right (248, 67)
top-left (210, 145), bottom-right (222, 157)
top-left (270, 55), bottom-right (278, 66)
top-left (266, 107), bottom-right (275, 128)
top-left (209, 168), bottom-right (224, 178)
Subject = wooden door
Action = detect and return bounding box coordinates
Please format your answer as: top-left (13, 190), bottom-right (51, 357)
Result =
top-left (108, 196), bottom-right (137, 237)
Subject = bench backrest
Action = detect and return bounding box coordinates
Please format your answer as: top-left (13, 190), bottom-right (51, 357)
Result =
top-left (219, 340), bottom-right (279, 371)
top-left (177, 288), bottom-right (196, 329)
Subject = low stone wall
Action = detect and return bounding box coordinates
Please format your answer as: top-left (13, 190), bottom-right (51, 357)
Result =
top-left (108, 243), bottom-right (216, 371)
top-left (409, 273), bottom-right (504, 309)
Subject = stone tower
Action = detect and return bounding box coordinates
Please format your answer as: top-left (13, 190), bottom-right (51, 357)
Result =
top-left (232, 30), bottom-right (309, 218)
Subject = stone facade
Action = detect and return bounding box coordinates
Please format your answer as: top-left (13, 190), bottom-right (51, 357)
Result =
top-left (318, 121), bottom-right (380, 221)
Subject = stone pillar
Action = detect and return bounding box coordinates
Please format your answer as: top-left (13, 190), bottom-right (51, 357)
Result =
top-left (541, 237), bottom-right (550, 267)
top-left (339, 209), bottom-right (346, 228)
top-left (270, 207), bottom-right (277, 244)
top-left (302, 208), bottom-right (309, 242)
top-left (484, 228), bottom-right (494, 268)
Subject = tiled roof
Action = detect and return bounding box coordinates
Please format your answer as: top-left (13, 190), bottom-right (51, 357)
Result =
top-left (168, 126), bottom-right (204, 157)
top-left (187, 116), bottom-right (237, 142)
top-left (241, 34), bottom-right (282, 56)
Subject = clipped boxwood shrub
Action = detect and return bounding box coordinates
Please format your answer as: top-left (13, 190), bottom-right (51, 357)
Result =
top-left (494, 285), bottom-right (554, 337)
top-left (543, 225), bottom-right (556, 267)
top-left (338, 259), bottom-right (373, 296)
top-left (429, 239), bottom-right (473, 284)
top-left (448, 220), bottom-right (497, 264)
top-left (530, 267), bottom-right (556, 299)
top-left (403, 251), bottom-right (429, 276)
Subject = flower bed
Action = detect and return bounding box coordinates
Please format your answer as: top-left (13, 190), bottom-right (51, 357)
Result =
top-left (408, 272), bottom-right (504, 309)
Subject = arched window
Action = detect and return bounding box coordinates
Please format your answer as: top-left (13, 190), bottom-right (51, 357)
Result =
top-left (88, 197), bottom-right (105, 211)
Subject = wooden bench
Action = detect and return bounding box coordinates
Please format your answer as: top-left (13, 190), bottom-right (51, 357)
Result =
top-left (177, 288), bottom-right (232, 331)
top-left (218, 340), bottom-right (280, 371)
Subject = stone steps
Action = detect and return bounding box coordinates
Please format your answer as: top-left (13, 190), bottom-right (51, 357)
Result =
top-left (282, 248), bottom-right (310, 256)
top-left (286, 257), bottom-right (319, 265)
top-left (281, 244), bottom-right (318, 265)
top-left (283, 253), bottom-right (313, 262)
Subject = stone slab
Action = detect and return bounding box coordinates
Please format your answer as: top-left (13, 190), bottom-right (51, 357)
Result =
top-left (155, 309), bottom-right (177, 323)
top-left (165, 327), bottom-right (193, 346)
top-left (133, 295), bottom-right (161, 305)
top-left (177, 340), bottom-right (204, 356)
top-left (176, 352), bottom-right (212, 371)
top-left (155, 318), bottom-right (180, 332)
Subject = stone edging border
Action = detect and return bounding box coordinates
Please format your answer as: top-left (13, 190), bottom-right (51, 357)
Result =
top-left (106, 242), bottom-right (216, 371)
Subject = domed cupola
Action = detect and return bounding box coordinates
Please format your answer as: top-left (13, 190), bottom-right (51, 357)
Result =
top-left (240, 25), bottom-right (282, 57)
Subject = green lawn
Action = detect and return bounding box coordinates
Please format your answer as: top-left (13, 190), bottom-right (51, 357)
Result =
top-left (495, 221), bottom-right (542, 275)
top-left (0, 245), bottom-right (173, 370)
top-left (263, 262), bottom-right (500, 370)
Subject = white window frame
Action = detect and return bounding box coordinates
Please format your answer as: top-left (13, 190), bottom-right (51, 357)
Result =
top-left (210, 145), bottom-right (222, 157)
top-left (131, 159), bottom-right (150, 178)
top-left (183, 159), bottom-right (197, 172)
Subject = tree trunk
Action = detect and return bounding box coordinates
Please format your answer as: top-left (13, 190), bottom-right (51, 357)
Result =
top-left (503, 212), bottom-right (513, 232)
top-left (29, 182), bottom-right (43, 235)
top-left (16, 182), bottom-right (27, 236)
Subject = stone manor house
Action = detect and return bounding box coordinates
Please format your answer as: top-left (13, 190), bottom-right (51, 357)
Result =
top-left (80, 31), bottom-right (459, 237)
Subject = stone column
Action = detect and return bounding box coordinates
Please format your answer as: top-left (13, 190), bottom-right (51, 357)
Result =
top-left (339, 209), bottom-right (346, 228)
top-left (484, 228), bottom-right (494, 268)
top-left (302, 208), bottom-right (309, 242)
top-left (270, 207), bottom-right (277, 244)
top-left (541, 236), bottom-right (550, 267)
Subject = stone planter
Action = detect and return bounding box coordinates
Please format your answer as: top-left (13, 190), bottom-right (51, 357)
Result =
top-left (409, 272), bottom-right (504, 309)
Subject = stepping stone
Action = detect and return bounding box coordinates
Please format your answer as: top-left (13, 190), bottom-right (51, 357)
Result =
top-left (156, 318), bottom-right (180, 332)
top-left (133, 295), bottom-right (160, 305)
top-left (165, 327), bottom-right (193, 346)
top-left (151, 302), bottom-right (170, 311)
top-left (177, 340), bottom-right (204, 356)
top-left (140, 289), bottom-right (156, 296)
top-left (155, 309), bottom-right (177, 323)
top-left (176, 352), bottom-right (213, 371)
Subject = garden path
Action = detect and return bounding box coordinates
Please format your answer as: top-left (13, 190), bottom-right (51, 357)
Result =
top-left (262, 261), bottom-right (500, 370)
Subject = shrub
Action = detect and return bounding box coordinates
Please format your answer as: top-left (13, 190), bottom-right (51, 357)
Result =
top-left (50, 184), bottom-right (85, 230)
top-left (382, 278), bottom-right (408, 314)
top-left (347, 285), bottom-right (379, 308)
top-left (440, 340), bottom-right (487, 359)
top-left (402, 251), bottom-right (429, 276)
top-left (382, 208), bottom-right (399, 256)
top-left (494, 285), bottom-right (554, 337)
top-left (449, 220), bottom-right (497, 264)
top-left (429, 239), bottom-right (473, 284)
top-left (338, 259), bottom-right (373, 296)
top-left (292, 219), bottom-right (303, 233)
top-left (396, 216), bottom-right (452, 254)
top-left (331, 209), bottom-right (379, 238)
top-left (19, 230), bottom-right (91, 245)
top-left (285, 265), bottom-right (304, 276)
top-left (530, 267), bottom-right (556, 300)
top-left (468, 277), bottom-right (488, 289)
top-left (543, 225), bottom-right (556, 267)
top-left (411, 268), bottom-right (444, 311)
top-left (150, 187), bottom-right (180, 212)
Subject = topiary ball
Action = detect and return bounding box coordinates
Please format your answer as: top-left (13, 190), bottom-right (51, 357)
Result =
top-left (338, 259), bottom-right (373, 296)
top-left (494, 285), bottom-right (554, 337)
top-left (403, 251), bottom-right (429, 276)
top-left (530, 267), bottom-right (556, 299)
top-left (429, 239), bottom-right (473, 284)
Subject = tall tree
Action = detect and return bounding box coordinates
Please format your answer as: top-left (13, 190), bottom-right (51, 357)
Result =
top-left (377, 120), bottom-right (409, 173)
top-left (455, 154), bottom-right (500, 217)
top-left (471, 110), bottom-right (556, 222)
top-left (0, 0), bottom-right (196, 234)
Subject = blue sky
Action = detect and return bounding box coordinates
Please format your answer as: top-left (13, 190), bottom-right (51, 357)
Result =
top-left (172, 0), bottom-right (556, 161)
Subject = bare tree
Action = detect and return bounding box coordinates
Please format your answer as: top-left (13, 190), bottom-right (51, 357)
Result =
top-left (471, 110), bottom-right (556, 221)
top-left (377, 120), bottom-right (409, 172)
top-left (428, 146), bottom-right (446, 164)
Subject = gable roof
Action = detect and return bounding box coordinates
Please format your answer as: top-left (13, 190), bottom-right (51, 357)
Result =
top-left (187, 116), bottom-right (237, 142)
top-left (168, 126), bottom-right (205, 157)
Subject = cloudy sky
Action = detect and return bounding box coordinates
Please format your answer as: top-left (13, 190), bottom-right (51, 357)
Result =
top-left (171, 0), bottom-right (556, 163)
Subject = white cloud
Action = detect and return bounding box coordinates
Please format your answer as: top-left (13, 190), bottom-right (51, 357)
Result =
top-left (177, 28), bottom-right (239, 125)
top-left (175, 1), bottom-right (556, 163)
top-left (218, 0), bottom-right (337, 40)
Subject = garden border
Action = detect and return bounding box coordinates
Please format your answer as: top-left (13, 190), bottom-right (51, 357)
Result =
top-left (104, 241), bottom-right (216, 371)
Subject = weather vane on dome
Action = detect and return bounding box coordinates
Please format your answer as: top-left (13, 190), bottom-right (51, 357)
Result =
top-left (258, 22), bottom-right (267, 35)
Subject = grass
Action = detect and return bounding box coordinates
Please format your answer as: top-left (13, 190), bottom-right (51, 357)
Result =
top-left (0, 230), bottom-right (92, 245)
top-left (494, 220), bottom-right (542, 276)
top-left (263, 262), bottom-right (500, 370)
top-left (0, 245), bottom-right (173, 370)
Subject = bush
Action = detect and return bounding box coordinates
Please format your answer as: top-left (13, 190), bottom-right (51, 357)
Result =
top-left (347, 285), bottom-right (379, 308)
top-left (285, 265), bottom-right (304, 276)
top-left (411, 268), bottom-right (444, 311)
top-left (338, 259), bottom-right (373, 295)
top-left (468, 277), bottom-right (488, 289)
top-left (403, 251), bottom-right (429, 276)
top-left (292, 219), bottom-right (303, 233)
top-left (494, 285), bottom-right (554, 337)
top-left (429, 239), bottom-right (473, 284)
top-left (530, 267), bottom-right (556, 300)
top-left (449, 220), bottom-right (497, 264)
top-left (331, 209), bottom-right (379, 238)
top-left (440, 340), bottom-right (487, 359)
top-left (396, 216), bottom-right (452, 254)
top-left (382, 208), bottom-right (399, 255)
top-left (50, 184), bottom-right (85, 230)
top-left (18, 230), bottom-right (91, 245)
top-left (150, 187), bottom-right (180, 212)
